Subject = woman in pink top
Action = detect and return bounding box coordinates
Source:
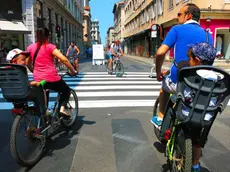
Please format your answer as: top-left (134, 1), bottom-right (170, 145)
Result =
top-left (27, 28), bottom-right (77, 116)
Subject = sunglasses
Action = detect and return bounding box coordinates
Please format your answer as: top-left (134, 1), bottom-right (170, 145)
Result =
top-left (177, 12), bottom-right (188, 17)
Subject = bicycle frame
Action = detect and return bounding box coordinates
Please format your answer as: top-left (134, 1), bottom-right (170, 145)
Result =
top-left (166, 118), bottom-right (178, 161)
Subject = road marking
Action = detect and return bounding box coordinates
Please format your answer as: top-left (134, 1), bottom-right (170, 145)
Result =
top-left (65, 81), bottom-right (161, 85)
top-left (0, 100), bottom-right (157, 110)
top-left (28, 77), bottom-right (156, 81)
top-left (27, 72), bottom-right (152, 75)
top-left (0, 91), bottom-right (160, 99)
top-left (68, 85), bottom-right (161, 90)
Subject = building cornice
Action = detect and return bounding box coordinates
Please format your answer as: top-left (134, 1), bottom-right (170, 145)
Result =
top-left (200, 9), bottom-right (230, 14)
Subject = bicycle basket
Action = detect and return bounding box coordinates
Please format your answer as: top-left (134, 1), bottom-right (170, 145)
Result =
top-left (0, 64), bottom-right (30, 101)
top-left (176, 66), bottom-right (230, 127)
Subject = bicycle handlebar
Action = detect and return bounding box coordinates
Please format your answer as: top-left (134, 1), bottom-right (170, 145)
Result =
top-left (38, 72), bottom-right (76, 88)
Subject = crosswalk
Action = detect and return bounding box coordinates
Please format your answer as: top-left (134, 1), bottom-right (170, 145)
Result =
top-left (1, 71), bottom-right (230, 110)
top-left (0, 72), bottom-right (161, 110)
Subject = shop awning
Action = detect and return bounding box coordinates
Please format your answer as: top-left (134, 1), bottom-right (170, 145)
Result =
top-left (0, 20), bottom-right (31, 34)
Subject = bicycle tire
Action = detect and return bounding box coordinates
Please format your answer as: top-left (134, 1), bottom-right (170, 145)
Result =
top-left (62, 89), bottom-right (79, 128)
top-left (105, 60), bottom-right (110, 73)
top-left (153, 96), bottom-right (162, 142)
top-left (171, 137), bottom-right (192, 172)
top-left (10, 115), bottom-right (46, 167)
top-left (115, 62), bottom-right (124, 77)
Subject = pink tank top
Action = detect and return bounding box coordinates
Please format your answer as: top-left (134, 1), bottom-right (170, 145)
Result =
top-left (27, 43), bottom-right (61, 82)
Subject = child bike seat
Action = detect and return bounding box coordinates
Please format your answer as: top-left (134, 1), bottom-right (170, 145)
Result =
top-left (0, 64), bottom-right (30, 101)
top-left (176, 65), bottom-right (230, 127)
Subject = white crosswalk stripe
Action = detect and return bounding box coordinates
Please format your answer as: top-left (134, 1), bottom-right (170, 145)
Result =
top-left (0, 72), bottom-right (160, 110)
top-left (1, 71), bottom-right (230, 110)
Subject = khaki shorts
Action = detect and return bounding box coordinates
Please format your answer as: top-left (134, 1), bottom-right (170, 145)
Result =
top-left (162, 76), bottom-right (177, 94)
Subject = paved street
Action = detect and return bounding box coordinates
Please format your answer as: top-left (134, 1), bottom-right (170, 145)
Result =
top-left (1, 57), bottom-right (230, 172)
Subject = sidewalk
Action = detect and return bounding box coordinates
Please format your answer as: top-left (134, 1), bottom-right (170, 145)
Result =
top-left (125, 54), bottom-right (230, 70)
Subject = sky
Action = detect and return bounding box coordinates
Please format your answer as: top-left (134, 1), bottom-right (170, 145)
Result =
top-left (89, 0), bottom-right (119, 45)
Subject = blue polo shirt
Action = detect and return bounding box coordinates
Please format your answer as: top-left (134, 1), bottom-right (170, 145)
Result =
top-left (162, 21), bottom-right (213, 83)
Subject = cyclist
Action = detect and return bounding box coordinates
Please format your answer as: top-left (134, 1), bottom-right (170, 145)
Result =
top-left (26, 28), bottom-right (77, 117)
top-left (151, 3), bottom-right (214, 172)
top-left (6, 48), bottom-right (47, 117)
top-left (66, 41), bottom-right (80, 74)
top-left (109, 40), bottom-right (124, 74)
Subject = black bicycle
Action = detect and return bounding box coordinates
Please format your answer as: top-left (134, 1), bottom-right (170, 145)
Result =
top-left (106, 53), bottom-right (124, 76)
top-left (0, 64), bottom-right (78, 167)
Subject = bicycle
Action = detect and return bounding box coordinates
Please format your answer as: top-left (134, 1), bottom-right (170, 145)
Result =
top-left (55, 58), bottom-right (66, 71)
top-left (152, 66), bottom-right (230, 172)
top-left (0, 64), bottom-right (78, 167)
top-left (106, 53), bottom-right (124, 77)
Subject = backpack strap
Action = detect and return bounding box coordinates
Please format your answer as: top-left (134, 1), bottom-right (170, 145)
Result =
top-left (205, 29), bottom-right (209, 44)
top-left (32, 43), bottom-right (42, 71)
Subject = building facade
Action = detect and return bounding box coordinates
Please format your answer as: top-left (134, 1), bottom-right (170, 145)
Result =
top-left (123, 0), bottom-right (156, 57)
top-left (83, 0), bottom-right (91, 47)
top-left (106, 27), bottom-right (115, 47)
top-left (0, 0), bottom-right (30, 62)
top-left (122, 0), bottom-right (230, 59)
top-left (159, 0), bottom-right (230, 60)
top-left (22, 0), bottom-right (84, 54)
top-left (112, 1), bottom-right (125, 42)
top-left (91, 19), bottom-right (101, 44)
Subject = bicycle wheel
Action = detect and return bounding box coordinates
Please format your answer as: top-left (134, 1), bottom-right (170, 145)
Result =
top-left (171, 137), bottom-right (192, 172)
top-left (61, 89), bottom-right (79, 128)
top-left (115, 62), bottom-right (124, 77)
top-left (10, 114), bottom-right (46, 167)
top-left (153, 96), bottom-right (162, 142)
top-left (105, 60), bottom-right (110, 73)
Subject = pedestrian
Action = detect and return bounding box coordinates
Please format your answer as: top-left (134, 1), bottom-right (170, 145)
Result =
top-left (66, 41), bottom-right (80, 74)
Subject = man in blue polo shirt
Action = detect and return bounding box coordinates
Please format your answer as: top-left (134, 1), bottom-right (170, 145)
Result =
top-left (151, 3), bottom-right (213, 172)
top-left (152, 3), bottom-right (213, 124)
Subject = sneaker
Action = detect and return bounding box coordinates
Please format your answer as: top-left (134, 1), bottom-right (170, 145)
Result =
top-left (150, 116), bottom-right (162, 129)
top-left (108, 69), bottom-right (113, 75)
top-left (192, 164), bottom-right (200, 172)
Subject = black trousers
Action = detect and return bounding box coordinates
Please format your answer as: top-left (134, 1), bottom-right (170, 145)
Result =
top-left (44, 79), bottom-right (71, 107)
top-left (27, 86), bottom-right (46, 116)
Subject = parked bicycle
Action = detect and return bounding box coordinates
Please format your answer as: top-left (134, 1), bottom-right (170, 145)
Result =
top-left (106, 53), bottom-right (124, 77)
top-left (0, 64), bottom-right (78, 167)
top-left (152, 66), bottom-right (230, 172)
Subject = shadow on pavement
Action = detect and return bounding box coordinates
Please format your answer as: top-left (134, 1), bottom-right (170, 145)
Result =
top-left (161, 163), bottom-right (211, 172)
top-left (22, 116), bottom-right (96, 172)
top-left (153, 141), bottom-right (166, 154)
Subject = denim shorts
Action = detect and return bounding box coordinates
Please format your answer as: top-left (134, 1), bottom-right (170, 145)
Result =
top-left (162, 75), bottom-right (177, 94)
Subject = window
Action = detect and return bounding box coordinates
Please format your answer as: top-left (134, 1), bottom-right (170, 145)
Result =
top-left (145, 9), bottom-right (149, 22)
top-left (158, 0), bottom-right (163, 15)
top-left (169, 0), bottom-right (173, 9)
top-left (151, 4), bottom-right (155, 19)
